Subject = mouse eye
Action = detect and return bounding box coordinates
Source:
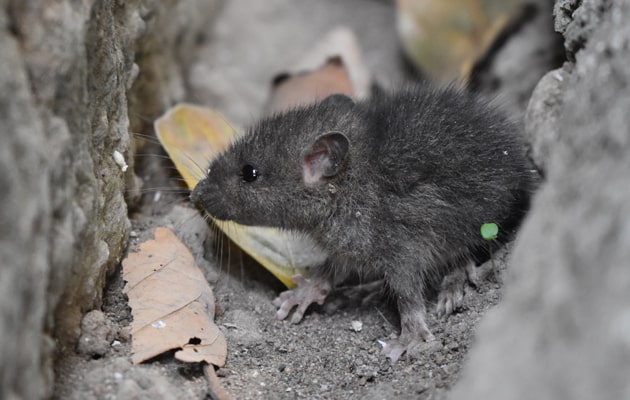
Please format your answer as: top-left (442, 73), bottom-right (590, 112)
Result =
top-left (241, 164), bottom-right (259, 182)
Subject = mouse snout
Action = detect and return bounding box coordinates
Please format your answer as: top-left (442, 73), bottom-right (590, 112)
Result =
top-left (190, 179), bottom-right (208, 207)
top-left (189, 178), bottom-right (237, 222)
top-left (189, 187), bottom-right (198, 204)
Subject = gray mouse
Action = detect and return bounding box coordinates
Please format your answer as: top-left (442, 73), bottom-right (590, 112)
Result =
top-left (191, 85), bottom-right (533, 361)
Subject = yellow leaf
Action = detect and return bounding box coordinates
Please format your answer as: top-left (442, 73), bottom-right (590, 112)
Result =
top-left (154, 105), bottom-right (328, 288)
top-left (122, 227), bottom-right (227, 366)
top-left (155, 104), bottom-right (238, 188)
top-left (396, 0), bottom-right (527, 83)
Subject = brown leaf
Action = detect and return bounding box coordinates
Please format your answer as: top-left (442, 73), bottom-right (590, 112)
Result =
top-left (122, 227), bottom-right (227, 366)
top-left (269, 57), bottom-right (354, 113)
top-left (267, 27), bottom-right (371, 113)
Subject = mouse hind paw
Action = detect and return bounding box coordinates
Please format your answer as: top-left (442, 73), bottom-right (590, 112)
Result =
top-left (380, 339), bottom-right (407, 363)
top-left (382, 301), bottom-right (435, 362)
top-left (380, 331), bottom-right (436, 363)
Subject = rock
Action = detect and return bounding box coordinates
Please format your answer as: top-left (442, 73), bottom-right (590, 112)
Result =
top-left (76, 310), bottom-right (117, 358)
top-left (450, 1), bottom-right (630, 399)
top-left (524, 66), bottom-right (568, 171)
top-left (0, 1), bottom-right (219, 398)
top-left (557, 0), bottom-right (611, 59)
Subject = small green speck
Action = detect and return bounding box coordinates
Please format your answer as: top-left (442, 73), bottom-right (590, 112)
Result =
top-left (481, 223), bottom-right (498, 240)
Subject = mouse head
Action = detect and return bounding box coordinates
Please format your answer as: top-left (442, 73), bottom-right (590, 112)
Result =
top-left (191, 94), bottom-right (358, 230)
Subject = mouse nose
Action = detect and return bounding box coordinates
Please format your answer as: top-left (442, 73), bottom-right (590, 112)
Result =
top-left (189, 179), bottom-right (205, 206)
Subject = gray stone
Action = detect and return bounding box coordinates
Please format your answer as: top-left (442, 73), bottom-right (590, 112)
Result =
top-left (553, 0), bottom-right (577, 35)
top-left (557, 0), bottom-right (612, 58)
top-left (0, 11), bottom-right (52, 399)
top-left (523, 65), bottom-right (568, 171)
top-left (76, 310), bottom-right (117, 358)
top-left (450, 1), bottom-right (630, 399)
top-left (0, 1), bottom-right (219, 398)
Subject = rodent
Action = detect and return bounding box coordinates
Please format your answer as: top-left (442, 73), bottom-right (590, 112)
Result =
top-left (191, 85), bottom-right (533, 361)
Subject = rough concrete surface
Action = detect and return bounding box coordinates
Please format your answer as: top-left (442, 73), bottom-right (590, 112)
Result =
top-left (0, 0), bottom-right (218, 398)
top-left (450, 1), bottom-right (630, 399)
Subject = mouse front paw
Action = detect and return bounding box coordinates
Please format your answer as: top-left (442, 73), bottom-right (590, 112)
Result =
top-left (272, 274), bottom-right (332, 324)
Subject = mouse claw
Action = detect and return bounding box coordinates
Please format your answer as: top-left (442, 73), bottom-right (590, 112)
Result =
top-left (380, 333), bottom-right (436, 363)
top-left (436, 286), bottom-right (464, 318)
top-left (273, 274), bottom-right (331, 323)
top-left (382, 303), bottom-right (436, 362)
top-left (274, 297), bottom-right (297, 321)
top-left (381, 339), bottom-right (407, 363)
top-left (436, 264), bottom-right (472, 318)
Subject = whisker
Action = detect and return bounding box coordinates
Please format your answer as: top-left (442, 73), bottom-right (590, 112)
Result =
top-left (131, 136), bottom-right (206, 178)
top-left (226, 232), bottom-right (232, 289)
top-left (211, 221), bottom-right (222, 282)
top-left (216, 112), bottom-right (241, 138)
top-left (134, 153), bottom-right (176, 160)
top-left (159, 177), bottom-right (193, 185)
top-left (168, 206), bottom-right (205, 233)
top-left (239, 247), bottom-right (245, 286)
top-left (131, 131), bottom-right (162, 144)
top-left (137, 187), bottom-right (191, 194)
top-left (149, 196), bottom-right (191, 210)
top-left (129, 111), bottom-right (156, 124)
top-left (173, 149), bottom-right (208, 180)
top-left (219, 224), bottom-right (227, 289)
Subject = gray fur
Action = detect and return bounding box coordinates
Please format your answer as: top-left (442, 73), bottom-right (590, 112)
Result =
top-left (191, 85), bottom-right (533, 357)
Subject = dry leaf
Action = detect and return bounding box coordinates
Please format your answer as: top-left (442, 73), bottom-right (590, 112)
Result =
top-left (154, 106), bottom-right (327, 288)
top-left (290, 27), bottom-right (370, 96)
top-left (396, 0), bottom-right (528, 83)
top-left (122, 227), bottom-right (227, 366)
top-left (267, 27), bottom-right (371, 113)
top-left (268, 56), bottom-right (355, 113)
top-left (155, 104), bottom-right (239, 189)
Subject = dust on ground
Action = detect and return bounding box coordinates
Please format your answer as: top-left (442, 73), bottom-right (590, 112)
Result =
top-left (55, 200), bottom-right (511, 400)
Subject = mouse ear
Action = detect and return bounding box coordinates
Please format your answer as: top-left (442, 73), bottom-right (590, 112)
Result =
top-left (302, 132), bottom-right (349, 185)
top-left (320, 93), bottom-right (355, 109)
